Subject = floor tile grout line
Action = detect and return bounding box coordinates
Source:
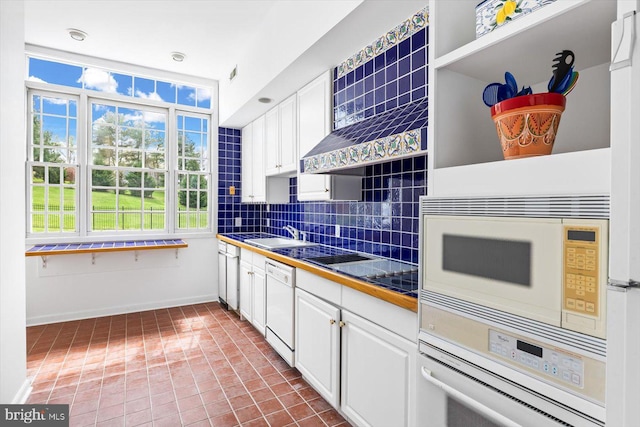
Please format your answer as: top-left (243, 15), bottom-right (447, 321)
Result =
top-left (26, 303), bottom-right (348, 427)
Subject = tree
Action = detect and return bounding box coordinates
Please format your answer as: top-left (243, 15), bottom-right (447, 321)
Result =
top-left (178, 174), bottom-right (207, 208)
top-left (126, 171), bottom-right (157, 198)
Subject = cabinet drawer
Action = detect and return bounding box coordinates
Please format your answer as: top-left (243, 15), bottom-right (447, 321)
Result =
top-left (297, 269), bottom-right (341, 305)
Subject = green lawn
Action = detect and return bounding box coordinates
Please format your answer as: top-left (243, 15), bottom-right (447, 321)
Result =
top-left (31, 186), bottom-right (208, 232)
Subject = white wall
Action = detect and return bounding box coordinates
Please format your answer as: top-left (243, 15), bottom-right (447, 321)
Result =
top-left (26, 237), bottom-right (218, 325)
top-left (0, 0), bottom-right (29, 404)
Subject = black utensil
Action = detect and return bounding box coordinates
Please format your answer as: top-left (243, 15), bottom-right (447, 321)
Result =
top-left (548, 50), bottom-right (575, 93)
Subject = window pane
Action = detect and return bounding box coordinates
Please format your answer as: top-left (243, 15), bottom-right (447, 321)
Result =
top-left (157, 81), bottom-right (176, 103)
top-left (145, 152), bottom-right (165, 170)
top-left (42, 97), bottom-right (68, 115)
top-left (80, 68), bottom-right (117, 93)
top-left (134, 77), bottom-right (154, 98)
top-left (177, 86), bottom-right (196, 106)
top-left (92, 148), bottom-right (115, 166)
top-left (92, 169), bottom-right (117, 190)
top-left (28, 58), bottom-right (82, 88)
top-left (113, 73), bottom-right (133, 96)
top-left (196, 87), bottom-right (212, 109)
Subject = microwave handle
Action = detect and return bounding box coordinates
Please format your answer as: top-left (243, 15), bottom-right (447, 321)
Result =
top-left (421, 366), bottom-right (522, 427)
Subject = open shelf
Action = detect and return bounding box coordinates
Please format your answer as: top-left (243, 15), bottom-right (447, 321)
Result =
top-left (427, 0), bottom-right (615, 196)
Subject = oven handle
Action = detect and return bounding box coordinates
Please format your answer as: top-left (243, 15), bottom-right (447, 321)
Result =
top-left (420, 366), bottom-right (522, 427)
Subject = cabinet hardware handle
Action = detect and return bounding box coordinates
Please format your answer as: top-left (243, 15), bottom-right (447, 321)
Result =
top-left (329, 319), bottom-right (335, 325)
top-left (325, 188), bottom-right (329, 192)
top-left (339, 321), bottom-right (346, 327)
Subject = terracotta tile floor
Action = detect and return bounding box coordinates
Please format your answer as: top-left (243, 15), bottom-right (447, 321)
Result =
top-left (26, 302), bottom-right (350, 427)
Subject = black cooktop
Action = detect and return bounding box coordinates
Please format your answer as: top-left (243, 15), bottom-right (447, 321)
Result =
top-left (305, 253), bottom-right (372, 265)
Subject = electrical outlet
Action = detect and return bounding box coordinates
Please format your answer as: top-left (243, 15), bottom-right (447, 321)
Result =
top-left (335, 224), bottom-right (341, 237)
top-left (235, 217), bottom-right (242, 227)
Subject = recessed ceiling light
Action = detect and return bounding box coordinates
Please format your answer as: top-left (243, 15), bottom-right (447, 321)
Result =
top-left (67, 28), bottom-right (87, 42)
top-left (258, 97), bottom-right (272, 104)
top-left (171, 52), bottom-right (186, 62)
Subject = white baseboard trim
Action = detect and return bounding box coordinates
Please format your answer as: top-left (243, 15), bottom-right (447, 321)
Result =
top-left (26, 294), bottom-right (218, 326)
top-left (11, 378), bottom-right (32, 404)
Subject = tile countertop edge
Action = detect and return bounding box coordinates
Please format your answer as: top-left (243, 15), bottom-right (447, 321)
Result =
top-left (217, 234), bottom-right (418, 313)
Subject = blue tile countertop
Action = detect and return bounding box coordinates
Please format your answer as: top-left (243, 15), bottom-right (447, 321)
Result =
top-left (219, 232), bottom-right (419, 300)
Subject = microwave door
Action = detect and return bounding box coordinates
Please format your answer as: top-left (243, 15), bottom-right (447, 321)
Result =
top-left (424, 216), bottom-right (563, 326)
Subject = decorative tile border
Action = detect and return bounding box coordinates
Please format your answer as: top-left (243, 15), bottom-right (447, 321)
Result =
top-left (336, 6), bottom-right (429, 79)
top-left (303, 129), bottom-right (422, 173)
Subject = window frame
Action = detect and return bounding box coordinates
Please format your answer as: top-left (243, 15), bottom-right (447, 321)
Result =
top-left (25, 54), bottom-right (217, 244)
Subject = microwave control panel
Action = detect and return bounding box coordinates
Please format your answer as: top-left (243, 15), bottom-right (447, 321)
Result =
top-left (489, 330), bottom-right (584, 388)
top-left (563, 225), bottom-right (600, 317)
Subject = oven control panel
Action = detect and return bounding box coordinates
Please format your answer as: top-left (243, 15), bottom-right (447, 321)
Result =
top-left (489, 330), bottom-right (584, 388)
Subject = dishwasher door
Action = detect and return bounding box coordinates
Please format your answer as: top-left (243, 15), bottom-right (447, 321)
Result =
top-left (217, 242), bottom-right (228, 308)
top-left (265, 260), bottom-right (295, 366)
top-left (225, 244), bottom-right (240, 310)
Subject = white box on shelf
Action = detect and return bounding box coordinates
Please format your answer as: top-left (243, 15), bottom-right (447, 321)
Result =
top-left (475, 0), bottom-right (558, 38)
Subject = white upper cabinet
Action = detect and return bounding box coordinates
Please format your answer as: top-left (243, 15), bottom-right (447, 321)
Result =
top-left (265, 106), bottom-right (280, 176)
top-left (241, 122), bottom-right (256, 203)
top-left (242, 118), bottom-right (288, 204)
top-left (297, 71), bottom-right (361, 201)
top-left (265, 94), bottom-right (298, 177)
top-left (428, 0), bottom-right (615, 197)
top-left (278, 95), bottom-right (298, 175)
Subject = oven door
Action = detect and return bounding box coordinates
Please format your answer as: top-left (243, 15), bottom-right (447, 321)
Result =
top-left (417, 348), bottom-right (604, 427)
top-left (424, 215), bottom-right (563, 326)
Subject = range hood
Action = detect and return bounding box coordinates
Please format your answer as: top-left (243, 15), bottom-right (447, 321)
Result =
top-left (301, 97), bottom-right (428, 175)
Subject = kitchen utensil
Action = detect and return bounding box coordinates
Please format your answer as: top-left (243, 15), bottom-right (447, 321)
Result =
top-left (560, 71), bottom-right (579, 95)
top-left (482, 82), bottom-right (502, 107)
top-left (497, 83), bottom-right (515, 103)
top-left (516, 86), bottom-right (532, 96)
top-left (548, 50), bottom-right (575, 92)
top-left (505, 71), bottom-right (518, 95)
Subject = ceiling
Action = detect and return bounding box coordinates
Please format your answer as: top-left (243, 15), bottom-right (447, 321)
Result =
top-left (24, 0), bottom-right (280, 80)
top-left (24, 0), bottom-right (426, 127)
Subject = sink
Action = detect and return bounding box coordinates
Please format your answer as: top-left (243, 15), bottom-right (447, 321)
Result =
top-left (244, 237), bottom-right (317, 250)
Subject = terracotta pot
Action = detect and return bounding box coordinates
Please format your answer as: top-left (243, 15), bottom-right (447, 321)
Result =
top-left (490, 92), bottom-right (566, 160)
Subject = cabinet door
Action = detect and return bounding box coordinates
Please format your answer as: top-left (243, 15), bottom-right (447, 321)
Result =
top-left (252, 115), bottom-right (266, 202)
top-left (241, 123), bottom-right (253, 203)
top-left (251, 267), bottom-right (266, 336)
top-left (297, 71), bottom-right (333, 201)
top-left (265, 106), bottom-right (280, 176)
top-left (217, 251), bottom-right (227, 303)
top-left (239, 261), bottom-right (252, 321)
top-left (295, 288), bottom-right (341, 409)
top-left (279, 94), bottom-right (297, 174)
top-left (341, 310), bottom-right (415, 427)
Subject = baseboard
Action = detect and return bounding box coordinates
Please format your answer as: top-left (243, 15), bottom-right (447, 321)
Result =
top-left (26, 294), bottom-right (218, 326)
top-left (12, 378), bottom-right (32, 404)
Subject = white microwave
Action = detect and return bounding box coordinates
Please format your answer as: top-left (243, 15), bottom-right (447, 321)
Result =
top-left (423, 215), bottom-right (609, 338)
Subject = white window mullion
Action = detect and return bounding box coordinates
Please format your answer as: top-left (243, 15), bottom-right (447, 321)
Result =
top-left (168, 106), bottom-right (177, 232)
top-left (79, 93), bottom-right (89, 236)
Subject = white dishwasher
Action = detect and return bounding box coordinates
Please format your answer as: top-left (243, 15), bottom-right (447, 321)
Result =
top-left (265, 259), bottom-right (295, 366)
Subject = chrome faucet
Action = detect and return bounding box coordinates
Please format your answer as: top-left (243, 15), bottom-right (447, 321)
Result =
top-left (283, 225), bottom-right (300, 240)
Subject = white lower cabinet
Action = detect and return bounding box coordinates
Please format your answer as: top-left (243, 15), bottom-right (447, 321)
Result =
top-left (295, 270), bottom-right (416, 427)
top-left (295, 288), bottom-right (341, 408)
top-left (239, 250), bottom-right (266, 335)
top-left (340, 310), bottom-right (415, 427)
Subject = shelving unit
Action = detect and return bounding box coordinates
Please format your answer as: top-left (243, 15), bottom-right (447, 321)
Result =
top-left (427, 0), bottom-right (616, 197)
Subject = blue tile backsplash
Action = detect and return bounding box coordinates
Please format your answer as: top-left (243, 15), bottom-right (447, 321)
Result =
top-left (218, 127), bottom-right (426, 264)
top-left (217, 7), bottom-right (429, 265)
top-left (333, 26), bottom-right (428, 130)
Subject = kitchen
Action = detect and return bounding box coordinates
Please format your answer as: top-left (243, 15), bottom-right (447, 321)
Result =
top-left (2, 1), bottom-right (640, 426)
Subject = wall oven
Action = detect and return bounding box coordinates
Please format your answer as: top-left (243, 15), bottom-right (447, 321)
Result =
top-left (418, 195), bottom-right (609, 427)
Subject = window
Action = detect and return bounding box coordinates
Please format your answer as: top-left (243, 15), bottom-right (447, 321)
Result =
top-left (28, 93), bottom-right (79, 234)
top-left (26, 56), bottom-right (214, 240)
top-left (89, 101), bottom-right (167, 232)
